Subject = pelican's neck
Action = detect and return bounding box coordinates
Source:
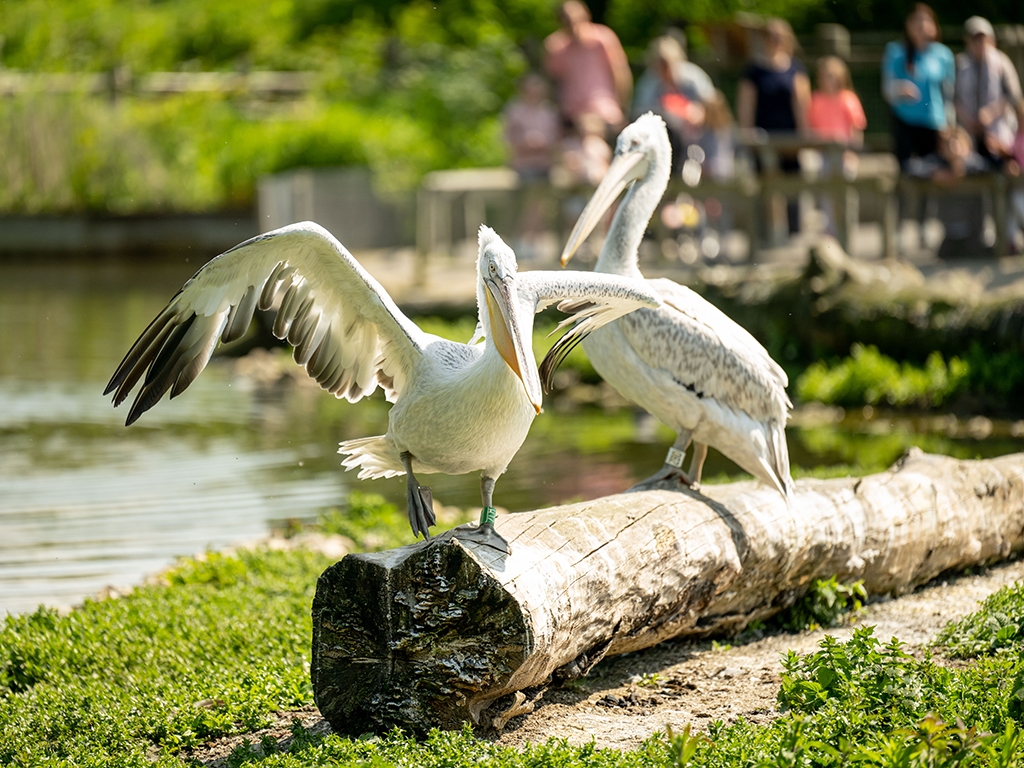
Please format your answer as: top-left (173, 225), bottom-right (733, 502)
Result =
top-left (595, 152), bottom-right (671, 279)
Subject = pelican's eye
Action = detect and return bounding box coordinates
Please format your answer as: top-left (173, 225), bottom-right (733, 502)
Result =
top-left (489, 262), bottom-right (497, 276)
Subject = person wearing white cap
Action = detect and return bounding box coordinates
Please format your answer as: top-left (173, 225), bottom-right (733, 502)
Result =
top-left (955, 15), bottom-right (1022, 164)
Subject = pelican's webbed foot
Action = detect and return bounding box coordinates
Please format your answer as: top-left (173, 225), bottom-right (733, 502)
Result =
top-left (401, 451), bottom-right (436, 539)
top-left (629, 445), bottom-right (698, 491)
top-left (450, 507), bottom-right (511, 555)
top-left (629, 464), bottom-right (696, 491)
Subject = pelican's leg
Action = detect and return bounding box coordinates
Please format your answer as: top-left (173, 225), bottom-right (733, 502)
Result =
top-left (449, 475), bottom-right (511, 555)
top-left (687, 443), bottom-right (709, 489)
top-left (629, 430), bottom-right (698, 491)
top-left (684, 444), bottom-right (708, 493)
top-left (401, 451), bottom-right (436, 540)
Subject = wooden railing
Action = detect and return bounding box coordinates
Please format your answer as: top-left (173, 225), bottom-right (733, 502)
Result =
top-left (0, 69), bottom-right (314, 98)
top-left (415, 132), bottom-right (1022, 261)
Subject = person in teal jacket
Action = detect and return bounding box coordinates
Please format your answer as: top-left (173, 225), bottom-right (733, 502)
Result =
top-left (882, 3), bottom-right (955, 170)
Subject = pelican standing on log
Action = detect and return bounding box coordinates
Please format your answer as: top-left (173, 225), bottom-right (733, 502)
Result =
top-left (558, 113), bottom-right (793, 498)
top-left (105, 222), bottom-right (660, 552)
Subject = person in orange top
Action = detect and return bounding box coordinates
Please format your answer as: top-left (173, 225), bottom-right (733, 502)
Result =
top-left (807, 56), bottom-right (867, 147)
top-left (807, 56), bottom-right (866, 237)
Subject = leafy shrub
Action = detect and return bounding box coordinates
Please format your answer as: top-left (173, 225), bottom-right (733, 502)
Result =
top-left (936, 581), bottom-right (1024, 659)
top-left (962, 342), bottom-right (1024, 401)
top-left (796, 344), bottom-right (969, 409)
top-left (776, 576), bottom-right (866, 632)
top-left (778, 628), bottom-right (939, 726)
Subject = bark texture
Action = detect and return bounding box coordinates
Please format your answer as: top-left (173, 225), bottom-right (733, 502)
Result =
top-left (311, 449), bottom-right (1024, 735)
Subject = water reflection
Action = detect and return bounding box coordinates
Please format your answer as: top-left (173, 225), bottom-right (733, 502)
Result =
top-left (2, 258), bottom-right (1022, 616)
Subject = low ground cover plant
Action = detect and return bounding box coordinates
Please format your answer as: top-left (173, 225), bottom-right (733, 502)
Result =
top-left (4, 499), bottom-right (1024, 766)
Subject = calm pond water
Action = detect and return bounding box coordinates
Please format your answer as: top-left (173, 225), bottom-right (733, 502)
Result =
top-left (2, 256), bottom-right (1023, 616)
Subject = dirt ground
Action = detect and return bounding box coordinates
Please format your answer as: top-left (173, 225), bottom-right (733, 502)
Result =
top-left (186, 555), bottom-right (1024, 765)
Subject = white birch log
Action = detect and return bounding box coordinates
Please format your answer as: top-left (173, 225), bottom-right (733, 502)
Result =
top-left (311, 449), bottom-right (1024, 735)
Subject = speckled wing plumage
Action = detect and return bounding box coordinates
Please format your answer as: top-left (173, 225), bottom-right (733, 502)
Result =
top-left (619, 278), bottom-right (791, 423)
top-left (105, 221), bottom-right (427, 425)
top-left (519, 270), bottom-right (663, 389)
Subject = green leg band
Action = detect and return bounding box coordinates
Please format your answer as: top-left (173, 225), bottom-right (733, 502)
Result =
top-left (479, 506), bottom-right (497, 526)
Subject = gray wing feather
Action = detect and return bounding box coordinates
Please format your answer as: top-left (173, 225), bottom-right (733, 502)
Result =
top-left (517, 270), bottom-right (662, 390)
top-left (619, 278), bottom-right (791, 423)
top-left (105, 222), bottom-right (427, 425)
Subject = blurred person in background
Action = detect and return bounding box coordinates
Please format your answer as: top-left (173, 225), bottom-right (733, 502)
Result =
top-left (808, 56), bottom-right (866, 151)
top-left (1008, 101), bottom-right (1024, 253)
top-left (807, 56), bottom-right (867, 236)
top-left (698, 91), bottom-right (738, 246)
top-left (954, 16), bottom-right (1022, 168)
top-left (699, 92), bottom-right (737, 183)
top-left (503, 72), bottom-right (562, 262)
top-left (554, 112), bottom-right (613, 188)
top-left (544, 0), bottom-right (632, 137)
top-left (550, 111), bottom-right (613, 260)
top-left (504, 72), bottom-right (561, 180)
top-left (632, 35), bottom-right (713, 174)
top-left (632, 34), bottom-right (715, 113)
top-left (736, 18), bottom-right (811, 236)
top-left (882, 4), bottom-right (954, 172)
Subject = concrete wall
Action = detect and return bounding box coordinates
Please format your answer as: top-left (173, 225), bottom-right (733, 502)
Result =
top-left (0, 212), bottom-right (257, 257)
top-left (258, 167), bottom-right (414, 249)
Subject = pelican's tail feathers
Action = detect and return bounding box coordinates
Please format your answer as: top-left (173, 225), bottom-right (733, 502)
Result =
top-left (767, 419), bottom-right (794, 503)
top-left (338, 435), bottom-right (404, 480)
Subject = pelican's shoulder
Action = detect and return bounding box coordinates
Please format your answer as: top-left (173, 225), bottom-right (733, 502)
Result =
top-left (421, 335), bottom-right (483, 368)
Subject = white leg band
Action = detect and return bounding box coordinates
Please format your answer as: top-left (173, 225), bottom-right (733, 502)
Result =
top-left (665, 447), bottom-right (686, 468)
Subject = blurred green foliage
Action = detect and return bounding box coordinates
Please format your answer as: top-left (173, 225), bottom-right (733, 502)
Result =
top-left (796, 343), bottom-right (1024, 412)
top-left (4, 0), bottom-right (1018, 214)
top-left (0, 0), bottom-right (542, 212)
top-left (796, 344), bottom-right (970, 409)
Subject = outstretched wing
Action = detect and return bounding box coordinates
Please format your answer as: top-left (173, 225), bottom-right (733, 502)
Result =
top-left (105, 221), bottom-right (427, 425)
top-left (516, 270), bottom-right (662, 391)
top-left (619, 278), bottom-right (791, 422)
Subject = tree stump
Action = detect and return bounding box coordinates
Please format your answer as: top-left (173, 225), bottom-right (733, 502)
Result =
top-left (311, 450), bottom-right (1024, 735)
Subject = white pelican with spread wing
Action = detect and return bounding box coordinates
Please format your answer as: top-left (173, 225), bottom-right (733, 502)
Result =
top-left (105, 222), bottom-right (660, 552)
top-left (559, 113), bottom-right (793, 498)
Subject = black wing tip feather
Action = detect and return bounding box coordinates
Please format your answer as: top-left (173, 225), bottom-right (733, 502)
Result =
top-left (108, 312), bottom-right (201, 426)
top-left (539, 330), bottom-right (590, 393)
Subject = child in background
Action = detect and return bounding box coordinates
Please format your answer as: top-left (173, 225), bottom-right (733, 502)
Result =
top-left (504, 73), bottom-right (561, 180)
top-left (807, 57), bottom-right (866, 235)
top-left (699, 91), bottom-right (736, 182)
top-left (552, 112), bottom-right (612, 187)
top-left (808, 56), bottom-right (866, 152)
top-left (1008, 101), bottom-right (1024, 253)
top-left (503, 73), bottom-right (562, 261)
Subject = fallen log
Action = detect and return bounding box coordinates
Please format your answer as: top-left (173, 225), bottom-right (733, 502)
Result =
top-left (311, 449), bottom-right (1024, 735)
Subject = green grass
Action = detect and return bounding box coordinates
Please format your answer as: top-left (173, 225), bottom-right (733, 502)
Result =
top-left (0, 547), bottom-right (330, 765)
top-left (6, 489), bottom-right (1024, 766)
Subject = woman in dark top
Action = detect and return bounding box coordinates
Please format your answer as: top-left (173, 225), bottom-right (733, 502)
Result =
top-left (737, 19), bottom-right (810, 137)
top-left (736, 18), bottom-right (811, 235)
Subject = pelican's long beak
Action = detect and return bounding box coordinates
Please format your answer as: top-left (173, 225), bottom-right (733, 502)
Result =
top-left (485, 276), bottom-right (543, 414)
top-left (560, 149), bottom-right (647, 267)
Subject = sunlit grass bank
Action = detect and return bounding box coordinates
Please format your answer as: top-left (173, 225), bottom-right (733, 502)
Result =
top-left (4, 488), bottom-right (1024, 766)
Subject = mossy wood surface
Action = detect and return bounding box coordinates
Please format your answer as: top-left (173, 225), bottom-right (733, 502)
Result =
top-left (311, 449), bottom-right (1024, 735)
